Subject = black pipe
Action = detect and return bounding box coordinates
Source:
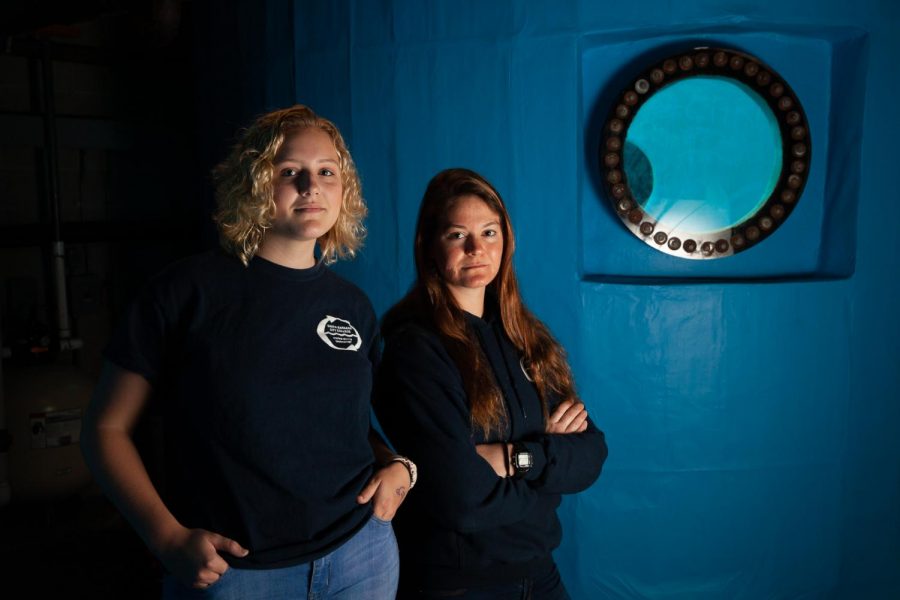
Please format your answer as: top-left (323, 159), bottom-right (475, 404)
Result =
top-left (40, 38), bottom-right (61, 244)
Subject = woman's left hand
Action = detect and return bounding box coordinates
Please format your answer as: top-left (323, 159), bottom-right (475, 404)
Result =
top-left (357, 462), bottom-right (411, 520)
top-left (546, 399), bottom-right (589, 434)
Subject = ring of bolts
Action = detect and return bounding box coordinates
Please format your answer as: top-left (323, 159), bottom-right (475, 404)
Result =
top-left (601, 47), bottom-right (811, 258)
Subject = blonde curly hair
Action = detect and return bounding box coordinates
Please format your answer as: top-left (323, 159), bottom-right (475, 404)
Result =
top-left (212, 105), bottom-right (366, 266)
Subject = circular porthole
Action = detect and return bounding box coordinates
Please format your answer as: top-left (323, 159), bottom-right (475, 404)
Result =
top-left (601, 47), bottom-right (811, 259)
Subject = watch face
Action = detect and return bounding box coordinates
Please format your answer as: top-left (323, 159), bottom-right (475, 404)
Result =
top-left (514, 451), bottom-right (533, 470)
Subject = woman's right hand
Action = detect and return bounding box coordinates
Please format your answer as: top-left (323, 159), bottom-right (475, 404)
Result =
top-left (156, 525), bottom-right (249, 590)
top-left (546, 399), bottom-right (588, 434)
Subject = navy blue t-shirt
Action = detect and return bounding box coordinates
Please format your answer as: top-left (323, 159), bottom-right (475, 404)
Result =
top-left (105, 250), bottom-right (378, 568)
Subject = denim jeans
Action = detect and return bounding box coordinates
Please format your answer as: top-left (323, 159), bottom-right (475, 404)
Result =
top-left (163, 515), bottom-right (399, 600)
top-left (410, 562), bottom-right (570, 600)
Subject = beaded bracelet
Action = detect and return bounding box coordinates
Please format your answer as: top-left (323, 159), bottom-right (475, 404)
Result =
top-left (389, 455), bottom-right (417, 489)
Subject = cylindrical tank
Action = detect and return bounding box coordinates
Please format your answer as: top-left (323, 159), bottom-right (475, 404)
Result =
top-left (4, 362), bottom-right (95, 502)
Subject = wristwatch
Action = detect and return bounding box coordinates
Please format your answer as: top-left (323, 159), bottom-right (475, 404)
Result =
top-left (510, 442), bottom-right (533, 479)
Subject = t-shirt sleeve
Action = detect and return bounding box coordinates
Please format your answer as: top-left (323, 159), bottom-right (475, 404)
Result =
top-left (103, 277), bottom-right (173, 385)
top-left (373, 326), bottom-right (540, 533)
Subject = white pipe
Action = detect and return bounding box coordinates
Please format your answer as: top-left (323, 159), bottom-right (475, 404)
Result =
top-left (43, 48), bottom-right (81, 352)
top-left (52, 241), bottom-right (82, 350)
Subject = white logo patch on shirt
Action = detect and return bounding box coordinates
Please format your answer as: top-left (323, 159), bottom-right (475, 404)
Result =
top-left (317, 315), bottom-right (362, 351)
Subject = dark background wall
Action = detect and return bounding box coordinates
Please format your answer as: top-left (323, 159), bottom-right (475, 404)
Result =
top-left (0, 1), bottom-right (898, 598)
top-left (0, 1), bottom-right (251, 596)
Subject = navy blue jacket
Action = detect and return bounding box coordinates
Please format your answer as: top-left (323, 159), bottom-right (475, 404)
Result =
top-left (374, 307), bottom-right (607, 588)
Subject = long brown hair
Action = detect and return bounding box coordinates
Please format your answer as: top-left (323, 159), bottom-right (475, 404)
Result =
top-left (383, 168), bottom-right (578, 436)
top-left (212, 105), bottom-right (366, 266)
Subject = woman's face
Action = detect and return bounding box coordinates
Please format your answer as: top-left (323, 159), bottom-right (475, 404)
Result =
top-left (432, 194), bottom-right (504, 298)
top-left (268, 127), bottom-right (343, 244)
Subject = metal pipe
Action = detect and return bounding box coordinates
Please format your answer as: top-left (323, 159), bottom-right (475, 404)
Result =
top-left (39, 38), bottom-right (80, 350)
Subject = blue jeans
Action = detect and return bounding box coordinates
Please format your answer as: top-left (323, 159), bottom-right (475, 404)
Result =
top-left (163, 515), bottom-right (399, 599)
top-left (410, 562), bottom-right (570, 600)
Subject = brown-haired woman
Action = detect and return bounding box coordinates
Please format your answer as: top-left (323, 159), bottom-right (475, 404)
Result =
top-left (374, 168), bottom-right (608, 598)
top-left (82, 105), bottom-right (412, 599)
